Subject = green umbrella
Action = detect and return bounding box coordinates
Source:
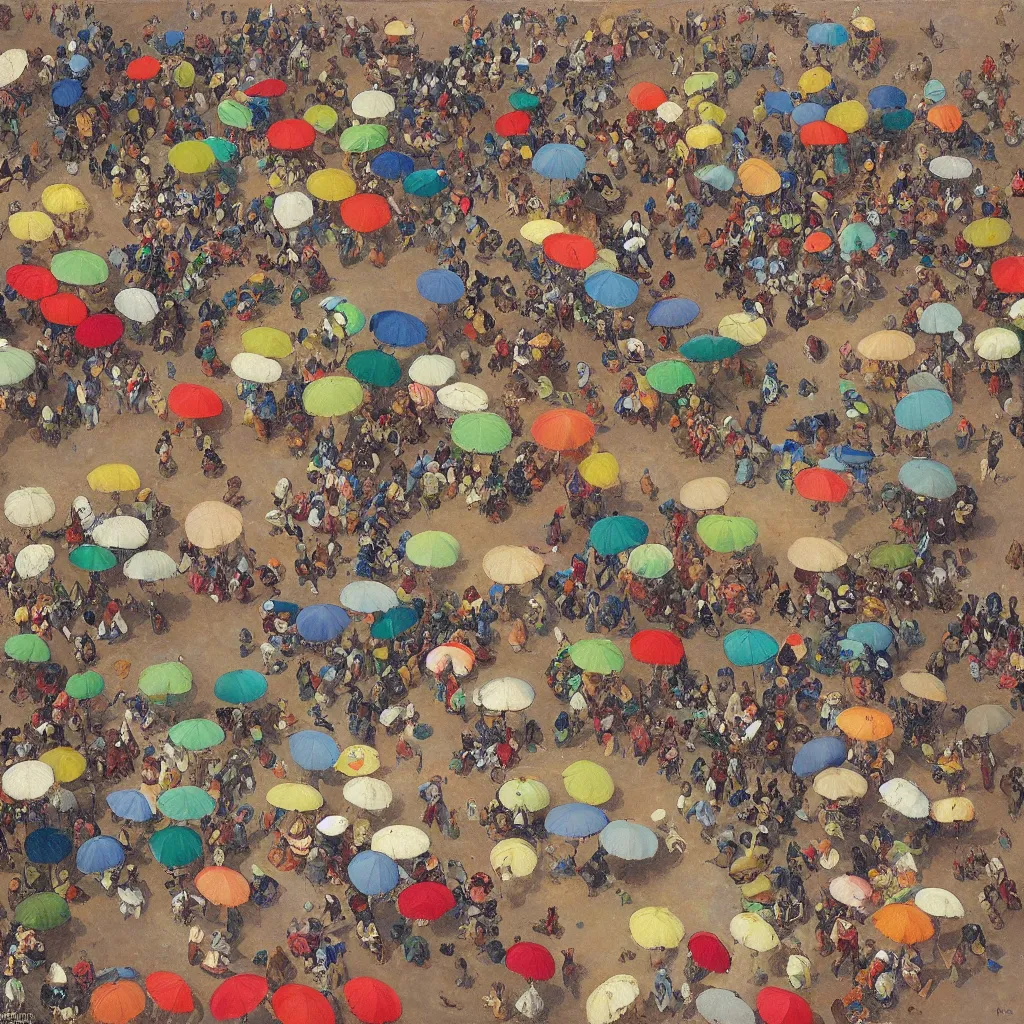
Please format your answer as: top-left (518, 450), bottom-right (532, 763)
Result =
top-left (339, 124), bottom-right (389, 153)
top-left (217, 98), bottom-right (253, 129)
top-left (645, 360), bottom-right (696, 394)
top-left (626, 544), bottom-right (674, 579)
top-left (149, 826), bottom-right (203, 868)
top-left (14, 892), bottom-right (70, 931)
top-left (168, 718), bottom-right (225, 751)
top-left (696, 514), bottom-right (759, 552)
top-left (65, 671), bottom-right (104, 700)
top-left (69, 544), bottom-right (117, 572)
top-left (590, 516), bottom-right (648, 556)
top-left (203, 136), bottom-right (238, 162)
top-left (509, 91), bottom-right (541, 111)
top-left (138, 662), bottom-right (193, 703)
top-left (868, 543), bottom-right (916, 570)
top-left (50, 249), bottom-right (109, 286)
top-left (214, 670), bottom-right (268, 704)
top-left (451, 412), bottom-right (513, 454)
top-left (0, 346), bottom-right (35, 386)
top-left (325, 300), bottom-right (366, 337)
top-left (679, 335), bottom-right (741, 362)
top-left (405, 531), bottom-right (460, 568)
top-left (568, 638), bottom-right (625, 675)
top-left (346, 349), bottom-right (401, 388)
top-left (5, 633), bottom-right (50, 663)
top-left (302, 375), bottom-right (364, 416)
top-left (157, 786), bottom-right (217, 821)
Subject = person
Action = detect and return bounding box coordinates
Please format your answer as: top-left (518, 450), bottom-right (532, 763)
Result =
top-left (653, 968), bottom-right (677, 1013)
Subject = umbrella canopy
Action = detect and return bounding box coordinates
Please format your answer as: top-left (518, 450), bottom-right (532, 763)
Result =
top-left (964, 703), bottom-right (1013, 736)
top-left (697, 515), bottom-right (758, 552)
top-left (679, 476), bottom-right (731, 511)
top-left (630, 629), bottom-right (684, 666)
top-left (756, 989), bottom-right (811, 1024)
top-left (963, 217), bottom-right (1012, 248)
top-left (4, 633), bottom-right (50, 663)
top-left (39, 747), bottom-right (86, 782)
top-left (498, 778), bottom-right (550, 812)
top-left (695, 990), bottom-right (755, 1024)
top-left (340, 581), bottom-right (400, 613)
top-left (157, 787), bottom-right (217, 821)
top-left (40, 292), bottom-right (87, 327)
top-left (562, 760), bottom-right (614, 804)
top-left (168, 140), bottom-right (216, 174)
top-left (792, 736), bottom-right (848, 777)
top-left (723, 628), bottom-right (779, 666)
top-left (578, 452), bottom-right (620, 488)
top-left (812, 767), bottom-right (868, 800)
top-left (370, 825), bottom-right (430, 860)
top-left (590, 515), bottom-right (648, 555)
top-left (474, 677), bottom-right (535, 713)
top-left (25, 827), bottom-right (72, 864)
top-left (894, 389), bottom-right (953, 430)
top-left (545, 802), bottom-right (609, 838)
top-left (729, 912), bottom-right (779, 951)
top-left (505, 942), bottom-right (556, 982)
top-left (736, 158), bottom-right (781, 196)
top-left (931, 796), bottom-right (976, 822)
top-left (288, 731), bottom-right (343, 772)
top-left (846, 622), bottom-right (893, 652)
top-left (899, 669), bottom-right (947, 702)
top-left (139, 662), bottom-right (193, 702)
top-left (568, 638), bottom-right (625, 674)
top-left (369, 310), bottom-right (427, 348)
top-left (626, 543), bottom-right (674, 579)
top-left (336, 744), bottom-right (380, 777)
top-left (683, 71), bottom-right (718, 95)
top-left (645, 360), bottom-right (696, 394)
top-left (370, 151), bottom-right (414, 179)
top-left (869, 542), bottom-right (916, 570)
top-left (351, 89), bottom-right (395, 118)
top-left (586, 976), bottom-right (640, 1024)
top-left (647, 297), bottom-right (700, 328)
top-left (146, 974), bottom-right (193, 1015)
top-left (65, 670), bottom-right (104, 700)
top-left (688, 932), bottom-right (731, 973)
top-left (10, 211), bottom-right (55, 242)
top-left (69, 544), bottom-right (116, 572)
top-left (7, 264), bottom-right (58, 300)
top-left (340, 124), bottom-right (391, 154)
top-left (899, 458), bottom-right (956, 498)
top-left (629, 907), bottom-right (683, 949)
top-left (794, 467), bottom-right (849, 502)
top-left (436, 382), bottom-right (488, 412)
top-left (993, 255), bottom-right (1024, 292)
top-left (510, 90), bottom-right (541, 111)
top-left (369, 605), bottom-right (419, 641)
top-left (490, 837), bottom-right (538, 877)
top-left (0, 343), bottom-right (35, 386)
top-left (915, 888), bottom-right (965, 918)
top-left (407, 354), bottom-right (456, 387)
top-left (601, 821), bottom-right (659, 861)
top-left (0, 48), bottom-right (28, 87)
top-left (543, 232), bottom-right (597, 270)
top-left (836, 707), bottom-right (894, 740)
top-left (51, 78), bottom-right (82, 105)
top-left (585, 270), bottom-right (639, 308)
top-left (211, 976), bottom-right (269, 1021)
top-left (416, 269), bottom-right (465, 305)
top-left (2, 759), bottom-right (54, 799)
top-left (495, 110), bottom-right (531, 136)
top-left (231, 352), bottom-right (282, 384)
top-left (348, 851), bottom-right (399, 895)
top-left (149, 826), bottom-right (203, 868)
top-left (718, 312), bottom-right (767, 346)
top-left (343, 777), bottom-right (393, 811)
top-left (787, 536), bottom-right (848, 572)
top-left (14, 892), bottom-right (70, 930)
top-left (974, 326), bottom-right (1021, 360)
top-left (306, 168), bottom-right (356, 201)
top-left (403, 169), bottom-right (450, 197)
top-left (87, 463), bottom-right (140, 493)
top-left (195, 866), bottom-right (250, 907)
top-left (808, 21), bottom-right (848, 44)
top-left (272, 986), bottom-right (334, 1024)
top-left (302, 376), bottom-right (365, 417)
top-left (105, 790), bottom-right (154, 822)
top-left (628, 81), bottom-right (668, 110)
top-left (273, 191), bottom-right (314, 229)
top-left (873, 903), bottom-right (934, 943)
top-left (680, 335), bottom-right (741, 362)
top-left (267, 118), bottom-right (315, 151)
top-left (451, 412), bottom-right (513, 453)
top-left (879, 778), bottom-right (930, 818)
top-left (167, 383), bottom-right (223, 419)
top-left (217, 99), bottom-right (253, 129)
top-left (927, 155), bottom-right (974, 180)
top-left (51, 249), bottom-right (108, 287)
top-left (857, 329), bottom-right (916, 360)
top-left (126, 54), bottom-right (160, 79)
top-left (927, 104), bottom-right (962, 132)
top-left (168, 719), bottom-right (225, 751)
top-left (16, 543), bottom-right (54, 579)
top-left (184, 501), bottom-right (243, 548)
top-left (397, 880), bottom-right (455, 920)
top-left (340, 193), bottom-right (391, 233)
top-left (800, 120), bottom-right (848, 146)
top-left (343, 979), bottom-right (401, 1024)
top-left (481, 545), bottom-right (545, 585)
top-left (521, 218), bottom-right (565, 244)
top-left (266, 783), bottom-right (323, 812)
top-left (532, 143), bottom-right (586, 180)
top-left (75, 313), bottom-right (125, 351)
top-left (91, 980), bottom-right (147, 1024)
top-left (296, 604), bottom-right (351, 643)
top-left (406, 530), bottom-right (460, 568)
top-left (242, 327), bottom-right (292, 358)
top-left (76, 835), bottom-right (124, 875)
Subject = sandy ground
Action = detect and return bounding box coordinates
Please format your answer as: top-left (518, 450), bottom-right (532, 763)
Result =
top-left (2, 1), bottom-right (1024, 1022)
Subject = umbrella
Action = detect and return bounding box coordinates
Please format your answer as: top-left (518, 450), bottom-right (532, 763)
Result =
top-left (0, 48), bottom-right (28, 87)
top-left (498, 778), bottom-right (550, 812)
top-left (836, 707), bottom-right (894, 740)
top-left (203, 136), bottom-right (238, 162)
top-left (800, 120), bottom-right (848, 146)
top-left (686, 123), bottom-right (723, 148)
top-left (680, 335), bottom-right (741, 362)
top-left (964, 703), bottom-right (1013, 736)
top-left (273, 986), bottom-right (334, 1024)
top-left (928, 155), bottom-right (974, 181)
top-left (51, 249), bottom-right (108, 287)
top-left (403, 169), bottom-right (450, 197)
top-left (873, 904), bottom-right (934, 943)
top-left (66, 671), bottom-right (104, 700)
top-left (406, 530), bottom-right (460, 568)
top-left (562, 760), bottom-right (614, 804)
top-left (427, 645), bottom-right (477, 680)
top-left (245, 78), bottom-right (286, 97)
top-left (40, 292), bottom-right (87, 327)
top-left (416, 269), bottom-right (465, 305)
top-left (16, 543), bottom-right (54, 578)
top-left (138, 662), bottom-right (193, 703)
top-left (915, 888), bottom-right (965, 918)
top-left (647, 298), bottom-right (700, 328)
top-left (931, 796), bottom-right (975, 822)
top-left (370, 606), bottom-right (419, 639)
top-left (490, 837), bottom-right (538, 878)
top-left (146, 974), bottom-right (194, 1015)
top-left (75, 314), bottom-right (124, 351)
top-left (974, 326), bottom-right (1021, 360)
top-left (928, 104), bottom-right (962, 132)
top-left (339, 124), bottom-right (389, 153)
top-left (77, 835), bottom-right (125, 874)
top-left (4, 634), bottom-right (50, 663)
top-left (688, 932), bottom-right (731, 973)
top-left (627, 544), bottom-right (674, 579)
top-left (13, 892), bottom-right (69, 930)
top-left (628, 907), bottom-right (683, 949)
top-left (963, 217), bottom-right (1012, 248)
top-left (869, 543), bottom-right (916, 570)
top-left (2, 759), bottom-right (53, 800)
top-left (679, 476), bottom-right (731, 511)
top-left (898, 458), bottom-right (956, 500)
top-left (436, 382), bottom-right (488, 412)
top-left (39, 747), bottom-right (85, 782)
top-left (695, 990), bottom-right (755, 1024)
top-left (718, 312), bottom-right (767, 346)
top-left (302, 376), bottom-right (365, 418)
top-left (184, 501), bottom-right (243, 548)
top-left (157, 787), bottom-right (217, 821)
top-left (544, 232), bottom-right (597, 270)
top-left (264, 781), bottom-right (322, 811)
top-left (729, 913), bottom-right (779, 951)
top-left (167, 383), bottom-right (223, 419)
top-left (532, 143), bottom-right (586, 180)
top-left (757, 989), bottom-right (811, 1024)
top-left (568, 639), bottom-right (624, 675)
top-left (10, 211), bottom-right (55, 242)
top-left (474, 677), bottom-right (535, 713)
top-left (168, 719), bottom-right (225, 751)
top-left (0, 343), bottom-right (35, 386)
top-left (628, 81), bottom-right (668, 110)
top-left (51, 78), bottom-right (83, 105)
top-left (87, 463), bottom-right (140, 493)
top-left (765, 90), bottom-right (794, 115)
top-left (993, 255), bottom-right (1024, 292)
top-left (787, 537), bottom-right (847, 572)
top-left (25, 827), bottom-right (72, 864)
top-left (881, 108), bottom-right (914, 131)
top-left (578, 451), bottom-right (619, 488)
top-left (317, 815), bottom-right (350, 838)
top-left (812, 767), bottom-right (868, 800)
top-left (585, 270), bottom-right (639, 308)
top-left (91, 980), bottom-right (146, 1024)
top-left (545, 802), bottom-right (609, 838)
top-left (808, 21), bottom-right (848, 44)
top-left (798, 66), bottom-right (832, 93)
top-left (149, 826), bottom-right (203, 868)
top-left (530, 409), bottom-right (596, 453)
top-left (481, 545), bottom-right (545, 585)
top-left (106, 790), bottom-right (154, 822)
top-left (340, 581), bottom-right (400, 613)
top-left (343, 979), bottom-right (401, 1024)
top-left (846, 622), bottom-right (893, 652)
top-left (894, 389), bottom-right (954, 431)
top-left (510, 90), bottom-right (541, 111)
top-left (723, 629), bottom-right (779, 666)
top-left (211, 976), bottom-right (269, 1021)
top-left (267, 118), bottom-right (315, 151)
top-left (736, 158), bottom-right (781, 196)
top-left (857, 330), bottom-right (916, 361)
top-left (168, 140), bottom-right (216, 174)
top-left (242, 327), bottom-right (292, 358)
top-left (868, 85), bottom-right (907, 110)
top-left (69, 544), bottom-right (116, 572)
top-left (839, 222), bottom-right (876, 253)
top-left (340, 193), bottom-right (391, 232)
top-left (231, 352), bottom-right (282, 384)
top-left (369, 310), bottom-right (427, 348)
top-left (397, 881), bottom-right (455, 921)
top-left (586, 976), bottom-right (640, 1024)
top-left (124, 550), bottom-right (179, 582)
top-left (343, 777), bottom-right (393, 811)
top-left (273, 191), bottom-right (314, 230)
top-left (370, 151), bottom-right (414, 179)
top-left (630, 629), bottom-right (684, 666)
top-left (697, 515), bottom-right (758, 552)
top-left (6, 264), bottom-right (58, 300)
top-left (792, 737), bottom-right (847, 778)
top-left (519, 219), bottom-right (564, 245)
top-left (348, 850), bottom-right (400, 895)
top-left (505, 942), bottom-right (556, 982)
top-left (451, 412), bottom-right (512, 453)
top-left (407, 354), bottom-right (455, 387)
top-left (306, 168), bottom-right (356, 201)
top-left (336, 745), bottom-right (380, 777)
top-left (683, 71), bottom-right (718, 95)
top-left (645, 360), bottom-right (696, 394)
top-left (794, 467), bottom-right (849, 502)
top-left (495, 110), bottom-right (531, 137)
top-left (370, 825), bottom-right (430, 860)
top-left (217, 99), bottom-right (253, 129)
top-left (214, 669), bottom-right (267, 705)
top-left (879, 778), bottom-right (930, 818)
top-left (590, 515), bottom-right (648, 555)
top-left (296, 604), bottom-right (351, 643)
top-left (351, 89), bottom-right (396, 118)
top-left (601, 821), bottom-right (658, 861)
top-left (195, 866), bottom-right (250, 907)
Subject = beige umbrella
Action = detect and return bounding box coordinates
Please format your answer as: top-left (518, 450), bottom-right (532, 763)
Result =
top-left (184, 501), bottom-right (243, 549)
top-left (15, 543), bottom-right (54, 579)
top-left (482, 545), bottom-right (545, 585)
top-left (408, 354), bottom-right (456, 387)
top-left (370, 825), bottom-right (430, 860)
top-left (437, 382), bottom-right (488, 413)
top-left (489, 837), bottom-right (538, 879)
top-left (351, 90), bottom-right (396, 119)
top-left (856, 330), bottom-right (916, 361)
top-left (0, 48), bottom-right (28, 88)
top-left (92, 516), bottom-right (150, 550)
top-left (787, 536), bottom-right (848, 572)
top-left (812, 767), bottom-right (868, 801)
top-left (915, 888), bottom-right (964, 918)
top-left (586, 976), bottom-right (640, 1024)
top-left (679, 476), bottom-right (731, 511)
top-left (5, 486), bottom-right (56, 528)
top-left (900, 671), bottom-right (947, 702)
top-left (383, 19), bottom-right (414, 35)
top-left (930, 796), bottom-right (975, 823)
top-left (231, 353), bottom-right (282, 384)
top-left (964, 703), bottom-right (1013, 736)
top-left (473, 677), bottom-right (535, 713)
top-left (2, 760), bottom-right (55, 800)
top-left (729, 912), bottom-right (779, 951)
top-left (342, 776), bottom-right (393, 811)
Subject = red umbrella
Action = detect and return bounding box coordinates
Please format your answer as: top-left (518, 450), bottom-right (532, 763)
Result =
top-left (630, 629), bottom-right (684, 666)
top-left (245, 78), bottom-right (287, 98)
top-left (340, 194), bottom-right (391, 233)
top-left (992, 255), bottom-right (1024, 292)
top-left (504, 942), bottom-right (556, 982)
top-left (530, 408), bottom-right (595, 451)
top-left (803, 230), bottom-right (834, 253)
top-left (543, 233), bottom-right (597, 270)
top-left (343, 978), bottom-right (401, 1024)
top-left (146, 973), bottom-right (194, 1014)
top-left (272, 985), bottom-right (335, 1024)
top-left (39, 292), bottom-right (88, 326)
top-left (126, 56), bottom-right (161, 81)
top-left (76, 313), bottom-right (124, 349)
top-left (210, 975), bottom-right (269, 1021)
top-left (168, 382), bottom-right (224, 419)
top-left (6, 264), bottom-right (58, 300)
top-left (495, 111), bottom-right (531, 137)
top-left (396, 881), bottom-right (455, 921)
top-left (628, 82), bottom-right (668, 111)
top-left (756, 988), bottom-right (812, 1024)
top-left (267, 119), bottom-right (316, 151)
top-left (799, 121), bottom-right (848, 146)
top-left (794, 466), bottom-right (849, 503)
top-left (687, 932), bottom-right (731, 973)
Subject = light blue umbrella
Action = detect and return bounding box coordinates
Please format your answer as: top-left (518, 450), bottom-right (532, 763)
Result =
top-left (898, 458), bottom-right (956, 498)
top-left (695, 164), bottom-right (735, 191)
top-left (807, 22), bottom-right (849, 46)
top-left (868, 86), bottom-right (907, 110)
top-left (792, 736), bottom-right (848, 777)
top-left (647, 297), bottom-right (700, 328)
top-left (792, 102), bottom-right (827, 126)
top-left (289, 730), bottom-right (342, 771)
top-left (106, 789), bottom-right (154, 822)
top-left (839, 222), bottom-right (876, 253)
top-left (76, 835), bottom-right (125, 874)
top-left (723, 629), bottom-right (779, 666)
top-left (918, 302), bottom-right (962, 334)
top-left (532, 143), bottom-right (586, 180)
top-left (599, 820), bottom-right (659, 860)
top-left (68, 54), bottom-right (90, 75)
top-left (846, 621), bottom-right (894, 652)
top-left (585, 271), bottom-right (639, 309)
top-left (924, 80), bottom-right (946, 103)
top-left (416, 269), bottom-right (465, 305)
top-left (403, 169), bottom-right (450, 197)
top-left (370, 310), bottom-right (427, 348)
top-left (839, 639), bottom-right (867, 659)
top-left (340, 581), bottom-right (400, 613)
top-left (296, 603), bottom-right (351, 642)
top-left (894, 389), bottom-right (953, 430)
top-left (348, 850), bottom-right (400, 895)
top-left (764, 91), bottom-right (793, 115)
top-left (544, 803), bottom-right (609, 838)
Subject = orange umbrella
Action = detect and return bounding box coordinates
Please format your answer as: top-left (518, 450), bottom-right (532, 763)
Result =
top-left (872, 903), bottom-right (934, 944)
top-left (927, 105), bottom-right (962, 133)
top-left (195, 865), bottom-right (251, 907)
top-left (90, 981), bottom-right (147, 1024)
top-left (146, 973), bottom-right (194, 1014)
top-left (794, 467), bottom-right (849, 503)
top-left (530, 409), bottom-right (596, 451)
top-left (836, 707), bottom-right (894, 741)
top-left (803, 231), bottom-right (834, 253)
top-left (799, 121), bottom-right (848, 146)
top-left (628, 82), bottom-right (668, 111)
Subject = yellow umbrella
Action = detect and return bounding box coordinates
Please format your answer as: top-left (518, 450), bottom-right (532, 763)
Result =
top-left (183, 501), bottom-right (244, 549)
top-left (383, 19), bottom-right (414, 35)
top-left (698, 100), bottom-right (726, 124)
top-left (851, 15), bottom-right (875, 31)
top-left (798, 66), bottom-right (832, 94)
top-left (168, 140), bottom-right (216, 174)
top-left (685, 123), bottom-right (722, 148)
top-left (900, 670), bottom-right (947, 702)
top-left (242, 327), bottom-right (292, 358)
top-left (737, 158), bottom-right (781, 196)
top-left (629, 907), bottom-right (684, 949)
top-left (87, 464), bottom-right (141, 493)
top-left (9, 212), bottom-right (55, 242)
top-left (562, 760), bottom-right (614, 804)
top-left (718, 311), bottom-right (767, 345)
top-left (678, 476), bottom-right (731, 510)
top-left (498, 777), bottom-right (550, 812)
top-left (787, 537), bottom-right (848, 572)
top-left (729, 912), bottom-right (779, 951)
top-left (41, 183), bottom-right (88, 214)
top-left (930, 796), bottom-right (975, 822)
top-left (856, 329), bottom-right (916, 361)
top-left (304, 104), bottom-right (339, 133)
top-left (173, 60), bottom-right (195, 88)
top-left (586, 976), bottom-right (640, 1024)
top-left (306, 168), bottom-right (357, 202)
top-left (521, 218), bottom-right (565, 244)
top-left (579, 451), bottom-right (619, 488)
top-left (826, 100), bottom-right (869, 133)
top-left (683, 72), bottom-right (718, 96)
top-left (963, 217), bottom-right (1011, 248)
top-left (266, 783), bottom-right (324, 812)
top-left (489, 837), bottom-right (538, 878)
top-left (335, 745), bottom-right (380, 777)
top-left (482, 545), bottom-right (545, 585)
top-left (39, 747), bottom-right (86, 783)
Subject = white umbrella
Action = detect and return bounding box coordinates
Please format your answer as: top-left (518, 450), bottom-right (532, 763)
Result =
top-left (656, 100), bottom-right (684, 122)
top-left (351, 89), bottom-right (396, 118)
top-left (15, 543), bottom-right (54, 579)
top-left (316, 814), bottom-right (350, 836)
top-left (50, 787), bottom-right (79, 813)
top-left (343, 776), bottom-right (393, 811)
top-left (437, 382), bottom-right (488, 413)
top-left (339, 580), bottom-right (400, 613)
top-left (5, 487), bottom-right (55, 528)
top-left (928, 155), bottom-right (973, 180)
top-left (473, 677), bottom-right (535, 712)
top-left (0, 342), bottom-right (35, 386)
top-left (964, 703), bottom-right (1014, 737)
top-left (0, 49), bottom-right (28, 87)
top-left (231, 352), bottom-right (282, 384)
top-left (694, 989), bottom-right (755, 1024)
top-left (114, 287), bottom-right (160, 324)
top-left (370, 824), bottom-right (430, 860)
top-left (586, 976), bottom-right (640, 1024)
top-left (123, 550), bottom-right (179, 582)
top-left (878, 777), bottom-right (930, 818)
top-left (92, 516), bottom-right (149, 550)
top-left (408, 354), bottom-right (456, 387)
top-left (515, 985), bottom-right (544, 1020)
top-left (274, 191), bottom-right (314, 229)
top-left (2, 760), bottom-right (55, 800)
top-left (1010, 297), bottom-right (1024, 319)
top-left (915, 887), bottom-right (964, 918)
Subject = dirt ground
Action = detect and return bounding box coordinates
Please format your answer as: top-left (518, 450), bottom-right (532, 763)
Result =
top-left (2, 0), bottom-right (1024, 1022)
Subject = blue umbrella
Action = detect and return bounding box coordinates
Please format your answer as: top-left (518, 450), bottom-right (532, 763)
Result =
top-left (214, 669), bottom-right (269, 704)
top-left (296, 603), bottom-right (351, 642)
top-left (792, 736), bottom-right (848, 777)
top-left (647, 297), bottom-right (700, 328)
top-left (868, 85), bottom-right (907, 111)
top-left (371, 151), bottom-right (415, 180)
top-left (289, 730), bottom-right (342, 771)
top-left (839, 222), bottom-right (876, 253)
top-left (846, 621), bottom-right (894, 652)
top-left (894, 389), bottom-right (953, 430)
top-left (898, 458), bottom-right (957, 499)
top-left (918, 302), bottom-right (962, 334)
top-left (76, 835), bottom-right (125, 874)
top-left (532, 143), bottom-right (586, 180)
top-left (723, 628), bottom-right (779, 666)
top-left (68, 54), bottom-right (90, 74)
top-left (544, 803), bottom-right (609, 838)
top-left (416, 269), bottom-right (465, 305)
top-left (792, 102), bottom-right (827, 126)
top-left (370, 605), bottom-right (419, 639)
top-left (51, 79), bottom-right (83, 106)
top-left (599, 820), bottom-right (659, 860)
top-left (403, 169), bottom-right (450, 197)
top-left (585, 271), bottom-right (639, 309)
top-left (807, 22), bottom-right (849, 46)
top-left (590, 515), bottom-right (649, 556)
top-left (370, 310), bottom-right (428, 348)
top-left (924, 79), bottom-right (947, 103)
top-left (764, 91), bottom-right (794, 115)
top-left (833, 445), bottom-right (875, 466)
top-left (165, 29), bottom-right (185, 46)
top-left (25, 828), bottom-right (72, 865)
top-left (348, 850), bottom-right (400, 895)
top-left (106, 789), bottom-right (154, 822)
